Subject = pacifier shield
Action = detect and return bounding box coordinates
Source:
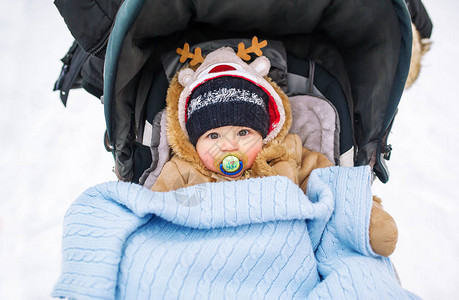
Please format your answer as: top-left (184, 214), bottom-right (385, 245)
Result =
top-left (221, 155), bottom-right (240, 173)
top-left (214, 151), bottom-right (248, 177)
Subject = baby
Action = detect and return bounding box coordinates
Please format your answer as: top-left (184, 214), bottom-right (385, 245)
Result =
top-left (151, 47), bottom-right (397, 256)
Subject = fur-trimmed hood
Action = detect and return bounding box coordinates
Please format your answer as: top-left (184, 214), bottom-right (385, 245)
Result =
top-left (165, 47), bottom-right (293, 179)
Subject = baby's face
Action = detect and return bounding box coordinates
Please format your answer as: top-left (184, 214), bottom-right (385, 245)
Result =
top-left (196, 126), bottom-right (263, 177)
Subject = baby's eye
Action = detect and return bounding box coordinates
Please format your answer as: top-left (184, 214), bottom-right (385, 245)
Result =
top-left (208, 132), bottom-right (220, 139)
top-left (237, 129), bottom-right (250, 137)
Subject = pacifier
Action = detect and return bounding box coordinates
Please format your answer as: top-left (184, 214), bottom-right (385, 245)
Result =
top-left (214, 151), bottom-right (248, 177)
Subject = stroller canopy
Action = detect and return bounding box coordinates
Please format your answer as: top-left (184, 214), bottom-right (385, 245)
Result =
top-left (57, 0), bottom-right (412, 183)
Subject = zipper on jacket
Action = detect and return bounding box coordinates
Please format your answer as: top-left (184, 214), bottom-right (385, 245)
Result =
top-left (91, 34), bottom-right (110, 57)
top-left (90, 0), bottom-right (122, 57)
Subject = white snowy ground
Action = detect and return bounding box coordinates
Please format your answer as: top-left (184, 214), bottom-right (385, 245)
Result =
top-left (0, 1), bottom-right (457, 299)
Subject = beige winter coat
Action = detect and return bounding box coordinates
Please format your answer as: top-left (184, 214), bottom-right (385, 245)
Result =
top-left (152, 133), bottom-right (333, 192)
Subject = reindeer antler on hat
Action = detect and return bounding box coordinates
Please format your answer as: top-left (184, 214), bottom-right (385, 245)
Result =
top-left (176, 36), bottom-right (268, 65)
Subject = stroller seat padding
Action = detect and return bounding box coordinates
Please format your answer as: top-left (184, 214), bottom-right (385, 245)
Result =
top-left (289, 95), bottom-right (339, 165)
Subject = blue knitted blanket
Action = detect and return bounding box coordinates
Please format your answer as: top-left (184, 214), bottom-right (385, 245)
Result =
top-left (52, 166), bottom-right (419, 299)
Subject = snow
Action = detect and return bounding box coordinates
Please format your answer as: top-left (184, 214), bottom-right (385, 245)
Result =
top-left (0, 1), bottom-right (457, 299)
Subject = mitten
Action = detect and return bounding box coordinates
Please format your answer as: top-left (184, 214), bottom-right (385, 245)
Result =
top-left (369, 196), bottom-right (398, 257)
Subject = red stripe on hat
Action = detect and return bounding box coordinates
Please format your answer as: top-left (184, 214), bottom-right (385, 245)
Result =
top-left (209, 65), bottom-right (237, 73)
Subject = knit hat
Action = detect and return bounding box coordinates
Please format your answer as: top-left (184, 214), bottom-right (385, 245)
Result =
top-left (177, 47), bottom-right (286, 145)
top-left (185, 76), bottom-right (270, 145)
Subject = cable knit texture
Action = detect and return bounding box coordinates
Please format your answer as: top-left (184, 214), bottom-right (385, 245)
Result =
top-left (52, 166), bottom-right (418, 300)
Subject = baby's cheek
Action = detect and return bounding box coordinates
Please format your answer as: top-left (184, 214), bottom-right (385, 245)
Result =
top-left (200, 153), bottom-right (219, 173)
top-left (244, 144), bottom-right (262, 168)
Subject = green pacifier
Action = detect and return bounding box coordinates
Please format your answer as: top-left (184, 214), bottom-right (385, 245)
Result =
top-left (221, 155), bottom-right (241, 173)
top-left (215, 152), bottom-right (247, 176)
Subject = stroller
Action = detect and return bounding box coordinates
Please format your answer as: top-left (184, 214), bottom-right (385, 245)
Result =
top-left (54, 0), bottom-right (414, 186)
top-left (51, 1), bottom-right (430, 299)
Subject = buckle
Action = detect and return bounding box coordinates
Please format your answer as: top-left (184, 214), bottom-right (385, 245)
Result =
top-left (382, 144), bottom-right (392, 160)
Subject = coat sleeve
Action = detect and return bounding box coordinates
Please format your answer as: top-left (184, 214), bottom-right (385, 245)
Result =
top-left (298, 147), bottom-right (334, 193)
top-left (150, 160), bottom-right (186, 192)
top-left (272, 134), bottom-right (334, 193)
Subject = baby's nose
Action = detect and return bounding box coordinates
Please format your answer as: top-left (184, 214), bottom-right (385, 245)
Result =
top-left (219, 137), bottom-right (239, 152)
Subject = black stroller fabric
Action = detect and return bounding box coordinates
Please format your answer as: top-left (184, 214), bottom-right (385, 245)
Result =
top-left (54, 0), bottom-right (413, 183)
